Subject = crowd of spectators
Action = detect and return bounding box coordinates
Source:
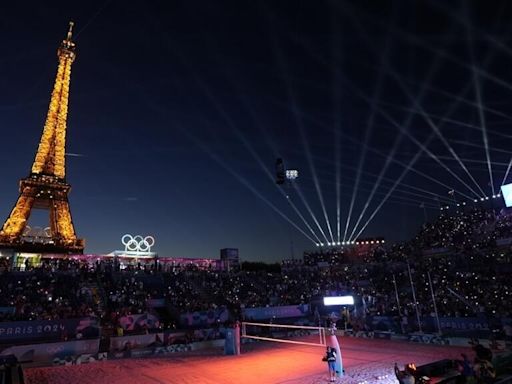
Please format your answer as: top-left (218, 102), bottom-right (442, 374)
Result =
top-left (411, 208), bottom-right (512, 251)
top-left (0, 206), bottom-right (510, 340)
top-left (0, 259), bottom-right (100, 322)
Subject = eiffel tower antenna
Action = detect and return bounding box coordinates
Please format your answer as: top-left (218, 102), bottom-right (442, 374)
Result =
top-left (0, 23), bottom-right (84, 254)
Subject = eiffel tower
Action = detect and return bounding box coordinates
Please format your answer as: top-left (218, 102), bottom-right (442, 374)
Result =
top-left (0, 22), bottom-right (84, 254)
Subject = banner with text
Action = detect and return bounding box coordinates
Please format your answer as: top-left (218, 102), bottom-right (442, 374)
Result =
top-left (242, 304), bottom-right (309, 321)
top-left (0, 339), bottom-right (100, 363)
top-left (0, 317), bottom-right (99, 343)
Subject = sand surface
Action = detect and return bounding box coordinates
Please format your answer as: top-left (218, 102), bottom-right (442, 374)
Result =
top-left (25, 336), bottom-right (473, 384)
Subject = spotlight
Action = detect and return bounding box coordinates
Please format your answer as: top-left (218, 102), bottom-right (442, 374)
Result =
top-left (492, 195), bottom-right (496, 199)
top-left (316, 243), bottom-right (320, 247)
top-left (337, 242), bottom-right (341, 246)
top-left (480, 198), bottom-right (484, 201)
top-left (285, 169), bottom-right (299, 180)
top-left (474, 199), bottom-right (478, 203)
top-left (485, 197), bottom-right (489, 200)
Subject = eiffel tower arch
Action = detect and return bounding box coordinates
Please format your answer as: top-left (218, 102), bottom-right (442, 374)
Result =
top-left (0, 23), bottom-right (84, 254)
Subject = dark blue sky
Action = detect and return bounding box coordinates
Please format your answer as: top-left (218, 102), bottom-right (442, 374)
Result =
top-left (1, 1), bottom-right (512, 262)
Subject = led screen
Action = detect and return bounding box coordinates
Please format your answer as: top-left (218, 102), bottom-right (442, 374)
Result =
top-left (501, 184), bottom-right (512, 207)
top-left (323, 296), bottom-right (354, 306)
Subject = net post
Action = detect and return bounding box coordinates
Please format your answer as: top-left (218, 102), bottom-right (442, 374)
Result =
top-left (328, 325), bottom-right (344, 377)
top-left (224, 322), bottom-right (241, 355)
top-left (235, 321), bottom-right (241, 355)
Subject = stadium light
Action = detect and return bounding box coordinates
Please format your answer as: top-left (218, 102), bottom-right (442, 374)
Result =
top-left (285, 169), bottom-right (299, 180)
top-left (323, 296), bottom-right (355, 306)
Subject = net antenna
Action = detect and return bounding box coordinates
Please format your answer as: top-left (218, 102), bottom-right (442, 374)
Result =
top-left (241, 322), bottom-right (327, 347)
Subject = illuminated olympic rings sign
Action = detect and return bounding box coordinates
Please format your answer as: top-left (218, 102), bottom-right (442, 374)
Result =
top-left (121, 234), bottom-right (155, 253)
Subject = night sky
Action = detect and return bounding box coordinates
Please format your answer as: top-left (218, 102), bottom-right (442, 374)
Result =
top-left (1, 1), bottom-right (512, 262)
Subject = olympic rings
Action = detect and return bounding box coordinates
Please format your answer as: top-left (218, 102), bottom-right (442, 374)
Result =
top-left (122, 234), bottom-right (155, 253)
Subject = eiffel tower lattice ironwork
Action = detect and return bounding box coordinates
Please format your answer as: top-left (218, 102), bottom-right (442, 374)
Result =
top-left (0, 22), bottom-right (84, 253)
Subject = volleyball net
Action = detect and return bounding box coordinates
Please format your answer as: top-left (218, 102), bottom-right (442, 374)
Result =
top-left (241, 321), bottom-right (327, 347)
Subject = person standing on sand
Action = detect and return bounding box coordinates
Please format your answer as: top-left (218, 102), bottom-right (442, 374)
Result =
top-left (323, 346), bottom-right (337, 382)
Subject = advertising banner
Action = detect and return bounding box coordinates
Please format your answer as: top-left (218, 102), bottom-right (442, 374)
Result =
top-left (110, 333), bottom-right (164, 352)
top-left (0, 339), bottom-right (100, 363)
top-left (162, 331), bottom-right (187, 344)
top-left (365, 315), bottom-right (492, 334)
top-left (436, 317), bottom-right (489, 331)
top-left (119, 313), bottom-right (160, 331)
top-left (146, 298), bottom-right (166, 308)
top-left (242, 304), bottom-right (309, 321)
top-left (367, 316), bottom-right (401, 333)
top-left (0, 307), bottom-right (15, 315)
top-left (422, 247), bottom-right (449, 256)
top-left (409, 333), bottom-right (450, 345)
top-left (109, 343), bottom-right (191, 360)
top-left (0, 317), bottom-right (99, 343)
top-left (180, 306), bottom-right (229, 327)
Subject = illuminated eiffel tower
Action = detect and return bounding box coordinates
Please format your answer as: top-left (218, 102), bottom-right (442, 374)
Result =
top-left (0, 22), bottom-right (84, 254)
